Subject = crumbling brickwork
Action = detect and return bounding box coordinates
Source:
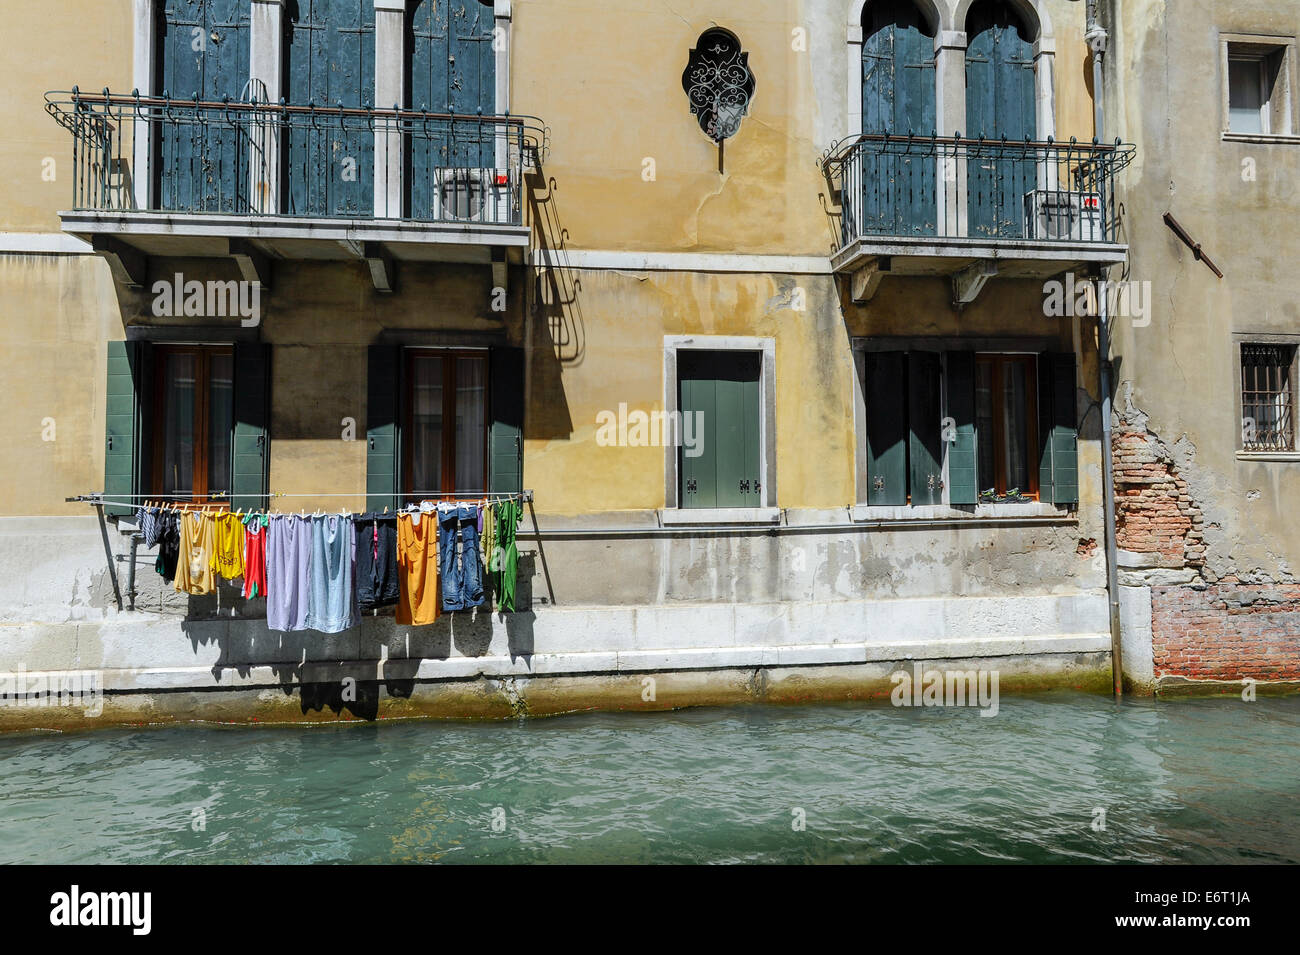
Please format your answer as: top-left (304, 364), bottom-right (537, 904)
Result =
top-left (1112, 422), bottom-right (1205, 568)
top-left (1151, 582), bottom-right (1300, 682)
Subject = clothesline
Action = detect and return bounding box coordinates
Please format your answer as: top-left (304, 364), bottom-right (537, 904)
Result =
top-left (69, 492), bottom-right (532, 516)
top-left (69, 490), bottom-right (536, 613)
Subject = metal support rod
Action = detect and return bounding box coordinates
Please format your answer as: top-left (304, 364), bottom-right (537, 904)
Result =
top-left (94, 501), bottom-right (123, 612)
top-left (125, 534), bottom-right (139, 612)
top-left (526, 496), bottom-right (556, 606)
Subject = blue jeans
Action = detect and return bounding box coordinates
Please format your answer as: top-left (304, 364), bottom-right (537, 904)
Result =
top-left (439, 505), bottom-right (484, 611)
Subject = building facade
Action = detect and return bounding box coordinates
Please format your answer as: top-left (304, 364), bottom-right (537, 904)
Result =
top-left (1106, 0), bottom-right (1300, 693)
top-left (6, 0), bottom-right (1270, 729)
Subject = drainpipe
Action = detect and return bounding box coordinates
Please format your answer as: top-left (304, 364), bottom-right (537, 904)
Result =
top-left (1086, 0), bottom-right (1124, 696)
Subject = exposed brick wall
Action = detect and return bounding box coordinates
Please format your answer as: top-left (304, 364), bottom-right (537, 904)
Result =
top-left (1151, 582), bottom-right (1300, 682)
top-left (1112, 424), bottom-right (1205, 568)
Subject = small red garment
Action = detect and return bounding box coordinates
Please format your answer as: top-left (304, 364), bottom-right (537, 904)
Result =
top-left (242, 518), bottom-right (268, 599)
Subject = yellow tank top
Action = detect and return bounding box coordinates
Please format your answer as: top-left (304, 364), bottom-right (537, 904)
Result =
top-left (210, 512), bottom-right (245, 581)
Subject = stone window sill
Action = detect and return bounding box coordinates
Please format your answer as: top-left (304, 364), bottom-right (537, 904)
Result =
top-left (1222, 132), bottom-right (1300, 145)
top-left (661, 507), bottom-right (782, 526)
top-left (1236, 450), bottom-right (1300, 462)
top-left (851, 502), bottom-right (1072, 522)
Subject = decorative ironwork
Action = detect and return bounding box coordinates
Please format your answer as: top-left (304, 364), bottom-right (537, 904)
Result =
top-left (681, 29), bottom-right (754, 143)
top-left (820, 133), bottom-right (1135, 248)
top-left (45, 88), bottom-right (547, 223)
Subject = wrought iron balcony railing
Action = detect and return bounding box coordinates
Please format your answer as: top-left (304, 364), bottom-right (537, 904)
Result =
top-left (821, 133), bottom-right (1135, 253)
top-left (45, 88), bottom-right (547, 226)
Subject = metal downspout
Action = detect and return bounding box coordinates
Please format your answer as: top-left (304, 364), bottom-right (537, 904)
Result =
top-left (1088, 0), bottom-right (1124, 695)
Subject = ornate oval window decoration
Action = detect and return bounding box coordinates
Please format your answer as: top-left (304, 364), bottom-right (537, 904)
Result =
top-left (681, 28), bottom-right (755, 143)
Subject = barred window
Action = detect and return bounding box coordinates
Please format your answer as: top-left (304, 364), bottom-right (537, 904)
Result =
top-left (1241, 343), bottom-right (1297, 451)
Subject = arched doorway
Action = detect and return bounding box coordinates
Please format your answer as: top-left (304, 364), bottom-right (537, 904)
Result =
top-left (860, 0), bottom-right (937, 235)
top-left (407, 0), bottom-right (497, 220)
top-left (964, 0), bottom-right (1036, 237)
top-left (284, 0), bottom-right (376, 216)
top-left (154, 0), bottom-right (251, 212)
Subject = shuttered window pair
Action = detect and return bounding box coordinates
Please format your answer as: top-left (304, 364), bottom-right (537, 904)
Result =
top-left (365, 345), bottom-right (524, 511)
top-left (103, 341), bottom-right (269, 517)
top-left (861, 350), bottom-right (1078, 506)
top-left (105, 342), bottom-right (523, 519)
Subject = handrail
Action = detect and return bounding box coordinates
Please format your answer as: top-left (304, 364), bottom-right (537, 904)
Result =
top-left (44, 87), bottom-right (550, 221)
top-left (819, 132), bottom-right (1136, 248)
top-left (47, 88), bottom-right (546, 131)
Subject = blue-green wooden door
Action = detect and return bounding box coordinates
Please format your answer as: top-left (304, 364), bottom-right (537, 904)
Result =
top-left (860, 0), bottom-right (936, 236)
top-left (285, 0), bottom-right (374, 216)
top-left (408, 0), bottom-right (497, 218)
top-left (155, 0), bottom-right (250, 212)
top-left (863, 351), bottom-right (908, 506)
top-left (680, 352), bottom-right (761, 509)
top-left (965, 0), bottom-right (1036, 238)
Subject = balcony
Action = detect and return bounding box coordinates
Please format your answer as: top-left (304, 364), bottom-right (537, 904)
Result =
top-left (821, 134), bottom-right (1135, 305)
top-left (45, 89), bottom-right (547, 291)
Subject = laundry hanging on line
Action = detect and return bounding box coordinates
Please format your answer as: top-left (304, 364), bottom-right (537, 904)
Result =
top-left (130, 495), bottom-right (521, 632)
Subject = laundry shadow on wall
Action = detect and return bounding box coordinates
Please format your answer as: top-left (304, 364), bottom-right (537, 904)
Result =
top-left (182, 599), bottom-right (512, 721)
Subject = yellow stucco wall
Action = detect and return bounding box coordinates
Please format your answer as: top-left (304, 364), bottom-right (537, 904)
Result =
top-left (0, 0), bottom-right (1109, 520)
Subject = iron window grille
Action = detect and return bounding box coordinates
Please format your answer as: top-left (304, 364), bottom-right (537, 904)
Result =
top-left (1241, 343), bottom-right (1297, 451)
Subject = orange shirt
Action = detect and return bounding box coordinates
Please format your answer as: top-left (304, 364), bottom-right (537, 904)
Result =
top-left (396, 511), bottom-right (440, 626)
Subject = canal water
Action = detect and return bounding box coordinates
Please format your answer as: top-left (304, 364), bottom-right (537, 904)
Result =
top-left (1, 692), bottom-right (1297, 864)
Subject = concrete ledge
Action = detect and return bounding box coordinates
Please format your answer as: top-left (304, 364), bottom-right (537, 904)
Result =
top-left (14, 631), bottom-right (1112, 695)
top-left (0, 650), bottom-right (1117, 732)
top-left (660, 508), bottom-right (782, 526)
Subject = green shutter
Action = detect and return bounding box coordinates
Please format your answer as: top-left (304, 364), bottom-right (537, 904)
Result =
top-left (489, 347), bottom-right (525, 495)
top-left (367, 344), bottom-right (401, 510)
top-left (908, 351), bottom-right (943, 505)
top-left (680, 366), bottom-right (714, 508)
top-left (104, 341), bottom-right (140, 518)
top-left (742, 367), bottom-right (761, 506)
top-left (944, 351), bottom-right (978, 505)
top-left (1038, 351), bottom-right (1079, 505)
top-left (231, 342), bottom-right (270, 511)
top-left (864, 351), bottom-right (907, 505)
top-left (679, 351), bottom-right (761, 509)
top-left (714, 368), bottom-right (747, 508)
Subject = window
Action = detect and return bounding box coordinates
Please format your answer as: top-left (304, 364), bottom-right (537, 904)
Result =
top-left (103, 341), bottom-right (269, 517)
top-left (366, 345), bottom-right (521, 511)
top-left (152, 345), bottom-right (234, 501)
top-left (678, 350), bottom-right (762, 508)
top-left (1223, 38), bottom-right (1294, 136)
top-left (975, 354), bottom-right (1038, 499)
top-left (858, 348), bottom-right (1076, 506)
top-left (403, 350), bottom-right (488, 498)
top-left (1241, 343), bottom-right (1297, 451)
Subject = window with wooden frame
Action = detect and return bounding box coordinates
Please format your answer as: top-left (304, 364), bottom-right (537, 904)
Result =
top-left (403, 349), bottom-right (489, 499)
top-left (975, 354), bottom-right (1039, 500)
top-left (151, 344), bottom-right (234, 502)
top-left (1240, 342), bottom-right (1297, 451)
top-left (859, 348), bottom-right (1075, 507)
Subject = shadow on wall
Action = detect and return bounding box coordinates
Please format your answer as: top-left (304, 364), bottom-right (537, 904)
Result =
top-left (178, 586), bottom-right (537, 720)
top-left (526, 168), bottom-right (581, 441)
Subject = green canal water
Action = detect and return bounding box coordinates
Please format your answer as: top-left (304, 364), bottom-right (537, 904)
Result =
top-left (1, 692), bottom-right (1297, 864)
